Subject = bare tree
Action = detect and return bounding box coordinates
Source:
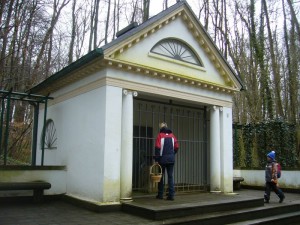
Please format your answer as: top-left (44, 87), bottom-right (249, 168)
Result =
top-left (196, 0), bottom-right (210, 31)
top-left (262, 0), bottom-right (283, 118)
top-left (68, 0), bottom-right (77, 64)
top-left (0, 0), bottom-right (15, 89)
top-left (20, 0), bottom-right (38, 90)
top-left (33, 0), bottom-right (71, 81)
top-left (112, 0), bottom-right (118, 39)
top-left (88, 1), bottom-right (95, 51)
top-left (143, 0), bottom-right (150, 22)
top-left (130, 0), bottom-right (139, 23)
top-left (236, 1), bottom-right (262, 122)
top-left (282, 0), bottom-right (299, 123)
top-left (93, 0), bottom-right (100, 49)
top-left (287, 0), bottom-right (300, 44)
top-left (74, 0), bottom-right (90, 58)
top-left (105, 0), bottom-right (111, 44)
top-left (256, 0), bottom-right (273, 120)
top-left (163, 0), bottom-right (168, 10)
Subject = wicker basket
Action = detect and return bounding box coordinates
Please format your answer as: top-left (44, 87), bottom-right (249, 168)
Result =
top-left (150, 163), bottom-right (162, 183)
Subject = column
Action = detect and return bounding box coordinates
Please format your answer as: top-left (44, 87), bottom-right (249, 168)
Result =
top-left (210, 105), bottom-right (221, 192)
top-left (120, 89), bottom-right (137, 201)
top-left (220, 107), bottom-right (233, 193)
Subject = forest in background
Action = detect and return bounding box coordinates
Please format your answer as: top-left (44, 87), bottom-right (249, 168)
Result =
top-left (0, 0), bottom-right (299, 165)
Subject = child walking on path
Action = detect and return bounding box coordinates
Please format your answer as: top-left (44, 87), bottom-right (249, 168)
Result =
top-left (264, 151), bottom-right (285, 203)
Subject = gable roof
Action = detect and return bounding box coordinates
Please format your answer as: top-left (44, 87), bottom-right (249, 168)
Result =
top-left (29, 0), bottom-right (243, 95)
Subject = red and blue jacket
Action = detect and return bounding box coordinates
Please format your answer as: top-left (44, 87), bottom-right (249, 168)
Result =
top-left (154, 127), bottom-right (179, 164)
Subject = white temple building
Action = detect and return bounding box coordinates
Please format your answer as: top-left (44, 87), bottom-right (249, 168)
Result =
top-left (29, 0), bottom-right (243, 203)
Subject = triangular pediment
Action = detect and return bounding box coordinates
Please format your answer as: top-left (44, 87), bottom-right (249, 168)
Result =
top-left (29, 1), bottom-right (243, 97)
top-left (102, 2), bottom-right (243, 94)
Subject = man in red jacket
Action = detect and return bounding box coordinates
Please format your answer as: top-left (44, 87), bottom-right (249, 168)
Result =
top-left (154, 122), bottom-right (179, 200)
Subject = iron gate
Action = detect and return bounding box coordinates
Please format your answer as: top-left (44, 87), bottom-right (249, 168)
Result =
top-left (133, 99), bottom-right (209, 193)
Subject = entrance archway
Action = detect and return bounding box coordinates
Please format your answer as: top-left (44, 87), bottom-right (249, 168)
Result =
top-left (133, 98), bottom-right (209, 193)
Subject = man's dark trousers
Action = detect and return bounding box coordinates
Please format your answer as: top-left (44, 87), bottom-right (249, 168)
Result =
top-left (157, 163), bottom-right (174, 199)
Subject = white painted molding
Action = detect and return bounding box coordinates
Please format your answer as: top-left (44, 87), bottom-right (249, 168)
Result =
top-left (46, 77), bottom-right (233, 108)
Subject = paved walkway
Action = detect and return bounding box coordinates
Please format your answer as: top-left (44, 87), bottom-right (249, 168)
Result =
top-left (1, 189), bottom-right (299, 225)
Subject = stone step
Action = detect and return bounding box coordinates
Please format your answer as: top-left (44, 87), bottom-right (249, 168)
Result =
top-left (122, 196), bottom-right (264, 220)
top-left (227, 210), bottom-right (300, 225)
top-left (160, 204), bottom-right (300, 225)
top-left (122, 194), bottom-right (300, 224)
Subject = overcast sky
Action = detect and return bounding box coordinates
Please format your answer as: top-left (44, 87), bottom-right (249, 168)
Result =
top-left (149, 0), bottom-right (199, 17)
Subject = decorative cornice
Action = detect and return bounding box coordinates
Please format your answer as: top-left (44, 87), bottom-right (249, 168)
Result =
top-left (46, 76), bottom-right (233, 108)
top-left (104, 58), bottom-right (238, 95)
top-left (105, 77), bottom-right (233, 108)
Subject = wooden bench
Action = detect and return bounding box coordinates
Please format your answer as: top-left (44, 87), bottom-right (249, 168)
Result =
top-left (0, 181), bottom-right (51, 202)
top-left (233, 177), bottom-right (244, 190)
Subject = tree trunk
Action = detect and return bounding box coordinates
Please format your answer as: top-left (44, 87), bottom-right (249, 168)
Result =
top-left (33, 0), bottom-right (71, 81)
top-left (93, 0), bottom-right (100, 49)
top-left (286, 0), bottom-right (300, 44)
top-left (88, 0), bottom-right (95, 52)
top-left (143, 0), bottom-right (150, 22)
top-left (21, 1), bottom-right (37, 90)
top-left (250, 0), bottom-right (273, 120)
top-left (0, 0), bottom-right (15, 89)
top-left (105, 0), bottom-right (111, 44)
top-left (68, 0), bottom-right (77, 64)
top-left (163, 0), bottom-right (168, 10)
top-left (284, 0), bottom-right (299, 123)
top-left (282, 0), bottom-right (296, 123)
top-left (262, 0), bottom-right (283, 118)
top-left (130, 0), bottom-right (138, 23)
top-left (236, 1), bottom-right (261, 123)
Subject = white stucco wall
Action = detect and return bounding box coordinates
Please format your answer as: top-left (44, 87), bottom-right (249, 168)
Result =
top-left (33, 63), bottom-right (235, 202)
top-left (101, 85), bottom-right (123, 202)
top-left (36, 79), bottom-right (123, 202)
top-left (234, 169), bottom-right (300, 190)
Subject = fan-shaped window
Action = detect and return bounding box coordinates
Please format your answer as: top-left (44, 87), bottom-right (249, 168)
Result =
top-left (41, 119), bottom-right (57, 150)
top-left (150, 38), bottom-right (203, 66)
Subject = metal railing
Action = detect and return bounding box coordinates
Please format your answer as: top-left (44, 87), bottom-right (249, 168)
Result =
top-left (0, 89), bottom-right (53, 166)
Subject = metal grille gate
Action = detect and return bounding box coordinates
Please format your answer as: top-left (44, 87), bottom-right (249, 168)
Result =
top-left (133, 99), bottom-right (209, 193)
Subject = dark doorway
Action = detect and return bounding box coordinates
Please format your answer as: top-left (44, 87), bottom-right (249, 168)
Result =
top-left (133, 99), bottom-right (209, 193)
top-left (133, 126), bottom-right (153, 192)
